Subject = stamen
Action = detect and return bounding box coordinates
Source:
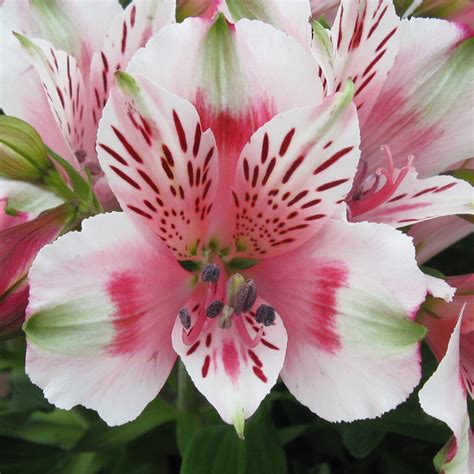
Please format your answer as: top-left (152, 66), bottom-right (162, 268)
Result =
top-left (178, 308), bottom-right (191, 330)
top-left (348, 145), bottom-right (413, 217)
top-left (201, 263), bottom-right (220, 283)
top-left (234, 279), bottom-right (257, 315)
top-left (255, 304), bottom-right (276, 326)
top-left (234, 316), bottom-right (263, 348)
top-left (206, 300), bottom-right (224, 318)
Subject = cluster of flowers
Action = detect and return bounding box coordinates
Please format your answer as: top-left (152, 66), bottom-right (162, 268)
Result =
top-left (0, 0), bottom-right (473, 471)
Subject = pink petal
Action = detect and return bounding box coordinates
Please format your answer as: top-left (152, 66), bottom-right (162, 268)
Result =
top-left (351, 170), bottom-right (474, 227)
top-left (0, 204), bottom-right (72, 296)
top-left (172, 294), bottom-right (287, 428)
top-left (419, 308), bottom-right (473, 473)
top-left (89, 0), bottom-right (175, 126)
top-left (14, 35), bottom-right (94, 167)
top-left (250, 219), bottom-right (427, 422)
top-left (97, 73), bottom-right (218, 259)
top-left (361, 18), bottom-right (474, 177)
top-left (232, 87), bottom-right (360, 258)
top-left (409, 215), bottom-right (474, 265)
top-left (128, 17), bottom-right (324, 242)
top-left (25, 212), bottom-right (193, 426)
top-left (328, 0), bottom-right (400, 126)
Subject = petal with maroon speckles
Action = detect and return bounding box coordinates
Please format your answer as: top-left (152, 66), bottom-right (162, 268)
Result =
top-left (89, 0), bottom-right (175, 127)
top-left (232, 84), bottom-right (360, 258)
top-left (172, 296), bottom-right (287, 428)
top-left (97, 72), bottom-right (219, 259)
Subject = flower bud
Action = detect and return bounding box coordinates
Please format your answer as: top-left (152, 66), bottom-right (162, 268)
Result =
top-left (0, 116), bottom-right (53, 182)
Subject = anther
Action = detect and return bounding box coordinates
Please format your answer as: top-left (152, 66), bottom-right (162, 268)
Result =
top-left (178, 308), bottom-right (191, 330)
top-left (206, 300), bottom-right (224, 318)
top-left (201, 263), bottom-right (220, 283)
top-left (234, 279), bottom-right (257, 315)
top-left (255, 304), bottom-right (276, 326)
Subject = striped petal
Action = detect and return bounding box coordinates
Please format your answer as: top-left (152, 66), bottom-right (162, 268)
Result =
top-left (232, 85), bottom-right (360, 258)
top-left (97, 72), bottom-right (218, 259)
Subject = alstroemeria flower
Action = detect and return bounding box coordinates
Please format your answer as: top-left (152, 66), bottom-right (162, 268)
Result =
top-left (223, 0), bottom-right (474, 230)
top-left (24, 17), bottom-right (427, 430)
top-left (0, 0), bottom-right (176, 211)
top-left (418, 274), bottom-right (474, 473)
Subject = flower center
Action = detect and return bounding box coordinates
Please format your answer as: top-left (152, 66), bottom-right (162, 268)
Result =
top-left (179, 263), bottom-right (275, 348)
top-left (347, 145), bottom-right (413, 217)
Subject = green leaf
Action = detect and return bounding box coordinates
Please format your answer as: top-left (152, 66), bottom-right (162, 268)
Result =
top-left (338, 422), bottom-right (386, 459)
top-left (227, 258), bottom-right (258, 270)
top-left (181, 405), bottom-right (287, 474)
top-left (76, 398), bottom-right (176, 450)
top-left (177, 412), bottom-right (202, 456)
top-left (448, 169), bottom-right (474, 185)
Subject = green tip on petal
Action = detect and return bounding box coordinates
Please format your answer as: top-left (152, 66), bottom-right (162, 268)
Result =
top-left (232, 410), bottom-right (245, 440)
top-left (12, 31), bottom-right (33, 49)
top-left (115, 71), bottom-right (141, 98)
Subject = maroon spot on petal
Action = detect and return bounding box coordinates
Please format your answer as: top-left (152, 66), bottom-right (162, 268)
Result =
top-left (317, 179), bottom-right (349, 191)
top-left (56, 87), bottom-right (65, 108)
top-left (112, 126), bottom-right (144, 163)
top-left (50, 48), bottom-right (59, 71)
top-left (301, 198), bottom-right (322, 209)
top-left (201, 354), bottom-right (211, 378)
top-left (362, 48), bottom-right (387, 78)
top-left (137, 169), bottom-right (160, 194)
top-left (121, 21), bottom-right (128, 54)
top-left (143, 199), bottom-right (157, 212)
top-left (99, 143), bottom-right (128, 165)
top-left (205, 333), bottom-right (212, 348)
top-left (354, 71), bottom-right (376, 98)
top-left (248, 349), bottom-right (263, 368)
top-left (368, 4), bottom-right (388, 39)
top-left (252, 166), bottom-right (259, 187)
top-left (413, 186), bottom-right (438, 198)
top-left (202, 180), bottom-right (212, 200)
top-left (162, 144), bottom-right (174, 167)
top-left (222, 339), bottom-right (240, 382)
top-left (313, 147), bottom-right (354, 175)
top-left (102, 70), bottom-right (108, 92)
top-left (186, 341), bottom-right (200, 356)
top-left (243, 158), bottom-right (250, 181)
top-left (282, 155), bottom-right (305, 184)
top-left (287, 190), bottom-right (309, 207)
top-left (193, 123), bottom-right (202, 157)
top-left (110, 165), bottom-right (141, 189)
top-left (434, 182), bottom-right (457, 193)
top-left (279, 128), bottom-right (296, 156)
top-left (173, 110), bottom-right (188, 152)
top-left (161, 158), bottom-right (174, 180)
top-left (130, 4), bottom-right (137, 27)
top-left (252, 366), bottom-right (267, 383)
top-left (127, 205), bottom-right (152, 219)
top-left (261, 132), bottom-right (269, 164)
top-left (305, 214), bottom-right (325, 221)
top-left (376, 27), bottom-right (397, 53)
top-left (261, 338), bottom-right (279, 350)
top-left (388, 193), bottom-right (407, 203)
top-left (187, 161), bottom-right (194, 186)
top-left (232, 190), bottom-right (240, 207)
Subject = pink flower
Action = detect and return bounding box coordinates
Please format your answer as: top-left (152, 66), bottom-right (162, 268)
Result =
top-left (222, 0), bottom-right (474, 236)
top-left (418, 274), bottom-right (474, 473)
top-left (0, 0), bottom-right (176, 212)
top-left (24, 16), bottom-right (427, 431)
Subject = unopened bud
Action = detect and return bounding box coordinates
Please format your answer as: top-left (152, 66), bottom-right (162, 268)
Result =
top-left (0, 116), bottom-right (53, 182)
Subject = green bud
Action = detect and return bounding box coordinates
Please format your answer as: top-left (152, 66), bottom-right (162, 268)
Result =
top-left (0, 116), bottom-right (53, 182)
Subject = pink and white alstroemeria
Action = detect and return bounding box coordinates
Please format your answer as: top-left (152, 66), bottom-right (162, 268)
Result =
top-left (223, 0), bottom-right (474, 231)
top-left (24, 17), bottom-right (427, 430)
top-left (418, 274), bottom-right (474, 473)
top-left (0, 0), bottom-right (176, 210)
